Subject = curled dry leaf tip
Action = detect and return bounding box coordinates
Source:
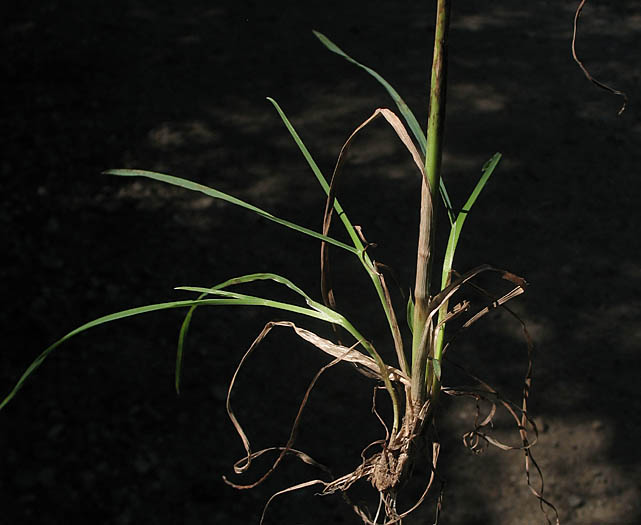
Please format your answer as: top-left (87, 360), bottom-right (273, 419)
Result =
top-left (572, 0), bottom-right (628, 115)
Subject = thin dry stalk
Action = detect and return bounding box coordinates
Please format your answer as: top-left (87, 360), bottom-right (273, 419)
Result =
top-left (572, 0), bottom-right (627, 114)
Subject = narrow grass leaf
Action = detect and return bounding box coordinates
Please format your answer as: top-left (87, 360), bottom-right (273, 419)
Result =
top-left (1, 296), bottom-right (342, 411)
top-left (432, 358), bottom-right (442, 382)
top-left (313, 31), bottom-right (425, 153)
top-left (266, 98), bottom-right (410, 381)
top-left (177, 275), bottom-right (341, 322)
top-left (441, 153), bottom-right (502, 288)
top-left (175, 286), bottom-right (398, 418)
top-left (175, 272), bottom-right (331, 393)
top-left (462, 153), bottom-right (502, 217)
top-left (174, 272), bottom-right (387, 394)
top-left (104, 169), bottom-right (357, 254)
top-left (266, 97), bottom-right (364, 252)
top-left (266, 98), bottom-right (329, 193)
top-left (406, 294), bottom-right (415, 334)
top-left (209, 272), bottom-right (312, 301)
top-left (313, 30), bottom-right (454, 221)
top-left (175, 287), bottom-right (343, 322)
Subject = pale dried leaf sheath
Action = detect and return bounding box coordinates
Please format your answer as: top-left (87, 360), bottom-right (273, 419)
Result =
top-left (412, 176), bottom-right (434, 324)
top-left (462, 286), bottom-right (524, 328)
top-left (290, 322), bottom-right (408, 385)
top-left (437, 299), bottom-right (470, 329)
top-left (415, 264), bottom-right (504, 356)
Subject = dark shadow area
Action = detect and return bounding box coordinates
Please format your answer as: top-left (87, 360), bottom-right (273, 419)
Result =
top-left (2, 1), bottom-right (640, 524)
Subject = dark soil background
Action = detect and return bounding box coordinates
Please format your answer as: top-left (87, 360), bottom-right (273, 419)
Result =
top-left (2, 1), bottom-right (640, 524)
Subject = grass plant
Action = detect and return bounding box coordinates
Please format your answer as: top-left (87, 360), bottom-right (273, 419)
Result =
top-left (2, 2), bottom-right (561, 523)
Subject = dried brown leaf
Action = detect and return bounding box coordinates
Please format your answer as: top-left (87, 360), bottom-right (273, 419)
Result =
top-left (224, 320), bottom-right (408, 491)
top-left (572, 0), bottom-right (628, 115)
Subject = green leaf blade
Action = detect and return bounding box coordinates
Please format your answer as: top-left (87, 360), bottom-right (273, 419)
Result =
top-left (175, 271), bottom-right (348, 393)
top-left (1, 294), bottom-right (344, 411)
top-left (313, 31), bottom-right (425, 153)
top-left (266, 97), bottom-right (365, 252)
top-left (104, 169), bottom-right (358, 254)
top-left (406, 294), bottom-right (415, 334)
top-left (461, 152), bottom-right (502, 216)
top-left (313, 30), bottom-right (454, 221)
top-left (441, 152), bottom-right (502, 289)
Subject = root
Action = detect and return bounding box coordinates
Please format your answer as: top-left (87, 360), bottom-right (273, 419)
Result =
top-left (225, 267), bottom-right (559, 524)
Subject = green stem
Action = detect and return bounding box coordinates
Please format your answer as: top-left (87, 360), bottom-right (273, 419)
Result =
top-left (411, 0), bottom-right (451, 406)
top-left (430, 222), bottom-right (456, 400)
